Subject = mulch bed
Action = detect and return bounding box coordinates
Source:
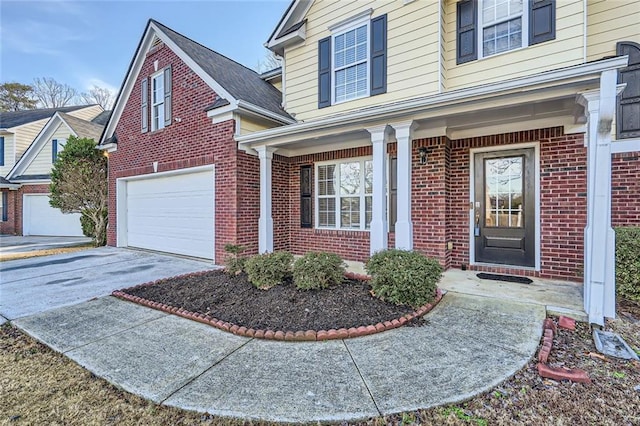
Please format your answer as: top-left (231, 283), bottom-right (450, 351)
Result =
top-left (120, 270), bottom-right (426, 332)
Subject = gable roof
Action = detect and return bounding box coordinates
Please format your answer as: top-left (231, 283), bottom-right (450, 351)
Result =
top-left (91, 110), bottom-right (112, 126)
top-left (100, 19), bottom-right (293, 146)
top-left (0, 105), bottom-right (96, 130)
top-left (266, 0), bottom-right (312, 54)
top-left (7, 111), bottom-right (105, 181)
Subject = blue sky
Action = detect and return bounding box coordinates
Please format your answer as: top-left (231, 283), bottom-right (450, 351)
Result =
top-left (0, 0), bottom-right (289, 98)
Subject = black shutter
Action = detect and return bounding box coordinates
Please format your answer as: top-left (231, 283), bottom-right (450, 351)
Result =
top-left (2, 192), bottom-right (7, 222)
top-left (617, 41), bottom-right (640, 139)
top-left (318, 37), bottom-right (331, 108)
top-left (52, 139), bottom-right (58, 163)
top-left (529, 0), bottom-right (555, 45)
top-left (389, 157), bottom-right (397, 232)
top-left (456, 0), bottom-right (477, 64)
top-left (164, 66), bottom-right (172, 126)
top-left (370, 14), bottom-right (387, 96)
top-left (300, 166), bottom-right (312, 228)
top-left (141, 77), bottom-right (148, 133)
top-left (0, 136), bottom-right (4, 166)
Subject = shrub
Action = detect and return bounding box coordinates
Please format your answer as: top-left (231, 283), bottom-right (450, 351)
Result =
top-left (244, 251), bottom-right (293, 290)
top-left (293, 252), bottom-right (346, 290)
top-left (223, 244), bottom-right (246, 276)
top-left (615, 227), bottom-right (640, 303)
top-left (365, 249), bottom-right (442, 308)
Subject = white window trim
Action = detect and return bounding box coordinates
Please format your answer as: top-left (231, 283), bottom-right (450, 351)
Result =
top-left (477, 0), bottom-right (529, 60)
top-left (315, 156), bottom-right (373, 231)
top-left (151, 70), bottom-right (165, 131)
top-left (330, 16), bottom-right (370, 106)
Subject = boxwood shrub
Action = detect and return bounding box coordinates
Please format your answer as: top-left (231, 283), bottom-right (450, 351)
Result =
top-left (365, 249), bottom-right (442, 308)
top-left (615, 227), bottom-right (640, 303)
top-left (293, 252), bottom-right (346, 290)
top-left (244, 251), bottom-right (293, 290)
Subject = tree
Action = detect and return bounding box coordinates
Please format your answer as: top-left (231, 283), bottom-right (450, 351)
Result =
top-left (0, 82), bottom-right (37, 111)
top-left (80, 85), bottom-right (114, 109)
top-left (256, 50), bottom-right (282, 73)
top-left (50, 135), bottom-right (108, 246)
top-left (32, 77), bottom-right (77, 108)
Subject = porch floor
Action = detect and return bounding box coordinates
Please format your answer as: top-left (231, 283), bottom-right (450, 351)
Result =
top-left (344, 261), bottom-right (586, 322)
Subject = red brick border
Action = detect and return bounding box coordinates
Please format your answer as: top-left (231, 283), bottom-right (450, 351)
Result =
top-left (536, 317), bottom-right (591, 383)
top-left (112, 270), bottom-right (443, 341)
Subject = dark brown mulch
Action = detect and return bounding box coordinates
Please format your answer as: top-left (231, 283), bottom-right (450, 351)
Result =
top-left (123, 270), bottom-right (419, 331)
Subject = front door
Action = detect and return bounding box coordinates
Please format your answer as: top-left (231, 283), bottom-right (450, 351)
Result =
top-left (474, 148), bottom-right (535, 267)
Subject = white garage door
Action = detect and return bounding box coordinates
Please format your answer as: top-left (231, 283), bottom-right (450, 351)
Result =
top-left (23, 194), bottom-right (83, 237)
top-left (125, 169), bottom-right (215, 260)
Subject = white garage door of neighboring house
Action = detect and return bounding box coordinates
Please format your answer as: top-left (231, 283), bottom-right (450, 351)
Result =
top-left (23, 194), bottom-right (84, 237)
top-left (123, 168), bottom-right (215, 260)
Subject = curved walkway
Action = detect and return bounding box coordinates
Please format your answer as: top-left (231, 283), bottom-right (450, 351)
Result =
top-left (14, 291), bottom-right (545, 423)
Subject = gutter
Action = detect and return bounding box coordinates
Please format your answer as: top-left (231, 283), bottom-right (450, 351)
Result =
top-left (237, 56), bottom-right (629, 145)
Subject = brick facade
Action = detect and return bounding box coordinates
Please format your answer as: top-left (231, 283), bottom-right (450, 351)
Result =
top-left (612, 151), bottom-right (640, 227)
top-left (0, 184), bottom-right (52, 235)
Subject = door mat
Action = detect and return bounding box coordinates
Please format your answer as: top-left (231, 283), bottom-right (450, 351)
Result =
top-left (476, 272), bottom-right (533, 284)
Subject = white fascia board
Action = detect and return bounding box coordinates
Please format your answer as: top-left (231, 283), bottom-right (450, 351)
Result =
top-left (267, 0), bottom-right (313, 49)
top-left (0, 182), bottom-right (21, 190)
top-left (266, 26), bottom-right (306, 53)
top-left (206, 102), bottom-right (238, 119)
top-left (6, 113), bottom-right (72, 180)
top-left (14, 179), bottom-right (51, 185)
top-left (237, 100), bottom-right (296, 124)
top-left (98, 142), bottom-right (118, 153)
top-left (237, 56), bottom-right (630, 147)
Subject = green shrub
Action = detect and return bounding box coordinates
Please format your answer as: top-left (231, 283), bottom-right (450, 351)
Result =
top-left (293, 252), bottom-right (346, 290)
top-left (615, 227), bottom-right (640, 303)
top-left (365, 249), bottom-right (442, 308)
top-left (223, 244), bottom-right (246, 276)
top-left (244, 251), bottom-right (293, 290)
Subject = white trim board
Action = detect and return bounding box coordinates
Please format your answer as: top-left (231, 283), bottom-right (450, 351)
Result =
top-left (468, 142), bottom-right (541, 271)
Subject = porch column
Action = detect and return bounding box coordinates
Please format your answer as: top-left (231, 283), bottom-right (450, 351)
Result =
top-left (256, 145), bottom-right (275, 253)
top-left (577, 70), bottom-right (618, 326)
top-left (391, 121), bottom-right (415, 250)
top-left (367, 126), bottom-right (389, 255)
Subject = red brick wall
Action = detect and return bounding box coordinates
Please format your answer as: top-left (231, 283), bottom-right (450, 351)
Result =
top-left (106, 43), bottom-right (245, 262)
top-left (0, 189), bottom-right (17, 235)
top-left (612, 151), bottom-right (640, 227)
top-left (236, 151), bottom-right (260, 255)
top-left (272, 155), bottom-right (291, 252)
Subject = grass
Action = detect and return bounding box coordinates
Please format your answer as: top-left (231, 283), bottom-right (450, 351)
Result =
top-left (0, 245), bottom-right (92, 262)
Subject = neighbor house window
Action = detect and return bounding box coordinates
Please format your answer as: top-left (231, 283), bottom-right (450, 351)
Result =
top-left (316, 158), bottom-right (373, 230)
top-left (52, 139), bottom-right (66, 163)
top-left (480, 0), bottom-right (525, 57)
top-left (151, 72), bottom-right (165, 131)
top-left (333, 22), bottom-right (369, 103)
top-left (0, 136), bottom-right (4, 166)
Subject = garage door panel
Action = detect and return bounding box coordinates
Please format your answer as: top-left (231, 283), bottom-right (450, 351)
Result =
top-left (124, 169), bottom-right (215, 260)
top-left (23, 194), bottom-right (83, 237)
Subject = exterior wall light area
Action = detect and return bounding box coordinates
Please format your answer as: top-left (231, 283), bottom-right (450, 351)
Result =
top-left (418, 146), bottom-right (428, 165)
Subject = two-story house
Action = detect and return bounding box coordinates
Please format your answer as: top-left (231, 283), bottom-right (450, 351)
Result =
top-left (0, 105), bottom-right (107, 236)
top-left (100, 1), bottom-right (639, 325)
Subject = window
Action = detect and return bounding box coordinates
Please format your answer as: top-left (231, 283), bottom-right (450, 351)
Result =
top-left (617, 41), bottom-right (640, 139)
top-left (52, 139), bottom-right (66, 163)
top-left (151, 72), bottom-right (165, 131)
top-left (481, 0), bottom-right (525, 57)
top-left (318, 14), bottom-right (387, 108)
top-left (316, 158), bottom-right (373, 230)
top-left (333, 23), bottom-right (369, 103)
top-left (456, 0), bottom-right (555, 64)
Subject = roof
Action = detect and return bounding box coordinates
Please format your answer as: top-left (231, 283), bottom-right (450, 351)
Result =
top-left (91, 110), bottom-right (112, 126)
top-left (0, 105), bottom-right (96, 129)
top-left (151, 20), bottom-right (291, 120)
top-left (10, 174), bottom-right (50, 181)
top-left (58, 112), bottom-right (104, 141)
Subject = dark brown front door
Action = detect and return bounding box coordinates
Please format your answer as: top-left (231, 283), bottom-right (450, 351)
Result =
top-left (474, 148), bottom-right (535, 267)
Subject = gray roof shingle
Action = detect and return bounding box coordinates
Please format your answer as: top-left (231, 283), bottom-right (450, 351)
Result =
top-left (59, 112), bottom-right (105, 141)
top-left (0, 105), bottom-right (96, 129)
top-left (91, 110), bottom-right (112, 126)
top-left (152, 20), bottom-right (291, 120)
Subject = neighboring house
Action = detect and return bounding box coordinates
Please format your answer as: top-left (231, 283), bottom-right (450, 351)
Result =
top-left (101, 1), bottom-right (639, 325)
top-left (0, 105), bottom-right (106, 236)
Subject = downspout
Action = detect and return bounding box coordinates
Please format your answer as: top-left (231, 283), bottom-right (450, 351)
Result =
top-left (438, 0), bottom-right (443, 93)
top-left (583, 0), bottom-right (588, 62)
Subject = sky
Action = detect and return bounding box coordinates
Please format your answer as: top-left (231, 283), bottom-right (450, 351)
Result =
top-left (0, 0), bottom-right (290, 101)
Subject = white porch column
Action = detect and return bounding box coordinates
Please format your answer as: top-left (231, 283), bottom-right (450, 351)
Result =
top-left (578, 70), bottom-right (618, 326)
top-left (391, 121), bottom-right (415, 250)
top-left (367, 126), bottom-right (389, 255)
top-left (255, 146), bottom-right (276, 253)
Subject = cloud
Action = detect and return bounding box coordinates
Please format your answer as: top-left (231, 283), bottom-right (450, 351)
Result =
top-left (0, 19), bottom-right (87, 56)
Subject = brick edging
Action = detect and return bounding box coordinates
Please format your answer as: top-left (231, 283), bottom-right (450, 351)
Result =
top-left (112, 270), bottom-right (443, 341)
top-left (536, 316), bottom-right (591, 383)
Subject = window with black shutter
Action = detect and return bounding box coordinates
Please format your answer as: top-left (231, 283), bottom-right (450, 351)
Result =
top-left (617, 41), bottom-right (640, 140)
top-left (300, 165), bottom-right (312, 228)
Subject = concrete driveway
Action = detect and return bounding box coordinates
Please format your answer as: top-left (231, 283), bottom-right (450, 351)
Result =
top-left (0, 247), bottom-right (216, 322)
top-left (0, 235), bottom-right (92, 255)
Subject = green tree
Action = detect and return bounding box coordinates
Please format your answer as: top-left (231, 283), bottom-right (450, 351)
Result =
top-left (50, 136), bottom-right (108, 246)
top-left (0, 82), bottom-right (37, 111)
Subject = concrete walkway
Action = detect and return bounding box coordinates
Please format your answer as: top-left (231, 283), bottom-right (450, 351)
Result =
top-left (14, 292), bottom-right (545, 423)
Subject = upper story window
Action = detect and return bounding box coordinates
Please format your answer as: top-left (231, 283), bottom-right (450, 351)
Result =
top-left (318, 13), bottom-right (387, 109)
top-left (141, 66), bottom-right (172, 133)
top-left (316, 158), bottom-right (373, 230)
top-left (457, 0), bottom-right (555, 64)
top-left (151, 72), bottom-right (165, 131)
top-left (481, 0), bottom-right (525, 57)
top-left (617, 41), bottom-right (640, 140)
top-left (333, 22), bottom-right (369, 103)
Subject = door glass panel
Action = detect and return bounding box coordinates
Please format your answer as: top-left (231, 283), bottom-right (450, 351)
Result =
top-left (484, 156), bottom-right (523, 228)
